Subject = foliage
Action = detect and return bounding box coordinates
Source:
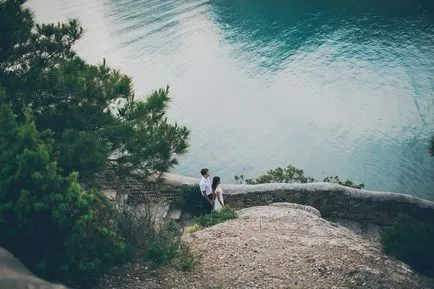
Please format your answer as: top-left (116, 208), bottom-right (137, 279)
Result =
top-left (0, 0), bottom-right (193, 286)
top-left (0, 98), bottom-right (125, 287)
top-left (145, 220), bottom-right (198, 271)
top-left (115, 199), bottom-right (155, 258)
top-left (146, 220), bottom-right (181, 265)
top-left (0, 0), bottom-right (190, 179)
top-left (113, 201), bottom-right (198, 271)
top-left (381, 214), bottom-right (434, 277)
top-left (183, 224), bottom-right (202, 234)
top-left (174, 243), bottom-right (198, 271)
top-left (322, 176), bottom-right (364, 189)
top-left (0, 0), bottom-right (81, 80)
top-left (235, 164), bottom-right (364, 189)
top-left (194, 207), bottom-right (238, 227)
top-left (233, 174), bottom-right (256, 184)
top-left (172, 185), bottom-right (212, 216)
top-left (256, 165), bottom-right (315, 184)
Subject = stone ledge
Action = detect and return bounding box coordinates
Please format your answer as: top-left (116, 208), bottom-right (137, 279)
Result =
top-left (158, 173), bottom-right (434, 226)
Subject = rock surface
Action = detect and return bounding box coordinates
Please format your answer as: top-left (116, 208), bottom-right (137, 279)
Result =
top-left (99, 203), bottom-right (433, 289)
top-left (183, 203), bottom-right (432, 289)
top-left (0, 248), bottom-right (68, 289)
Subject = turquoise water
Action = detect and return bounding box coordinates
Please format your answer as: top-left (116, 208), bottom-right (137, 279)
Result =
top-left (28, 0), bottom-right (434, 199)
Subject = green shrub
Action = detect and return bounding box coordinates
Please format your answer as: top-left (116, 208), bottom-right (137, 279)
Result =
top-left (0, 1), bottom-right (190, 180)
top-left (322, 176), bottom-right (364, 189)
top-left (173, 185), bottom-right (211, 216)
top-left (0, 102), bottom-right (125, 288)
top-left (146, 220), bottom-right (181, 265)
top-left (381, 214), bottom-right (434, 277)
top-left (195, 207), bottom-right (238, 227)
top-left (176, 243), bottom-right (198, 271)
top-left (115, 199), bottom-right (155, 258)
top-left (235, 164), bottom-right (364, 189)
top-left (0, 1), bottom-right (194, 286)
top-left (183, 224), bottom-right (202, 234)
top-left (144, 219), bottom-right (199, 270)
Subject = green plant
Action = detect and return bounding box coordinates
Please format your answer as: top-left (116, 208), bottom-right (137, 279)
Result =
top-left (146, 220), bottom-right (181, 265)
top-left (183, 224), bottom-right (202, 234)
top-left (145, 220), bottom-right (199, 270)
top-left (195, 207), bottom-right (238, 227)
top-left (234, 174), bottom-right (255, 184)
top-left (0, 99), bottom-right (125, 287)
top-left (173, 185), bottom-right (212, 216)
top-left (0, 0), bottom-right (193, 285)
top-left (235, 164), bottom-right (364, 189)
top-left (0, 0), bottom-right (190, 180)
top-left (381, 214), bottom-right (434, 277)
top-left (255, 165), bottom-right (315, 184)
top-left (177, 243), bottom-right (198, 271)
top-left (115, 199), bottom-right (155, 258)
top-left (322, 176), bottom-right (364, 189)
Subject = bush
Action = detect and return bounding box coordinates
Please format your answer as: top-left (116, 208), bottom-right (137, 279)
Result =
top-left (235, 164), bottom-right (364, 189)
top-left (173, 185), bottom-right (211, 216)
top-left (0, 102), bottom-right (125, 288)
top-left (195, 207), bottom-right (238, 228)
top-left (381, 214), bottom-right (434, 277)
top-left (0, 2), bottom-right (194, 285)
top-left (64, 193), bottom-right (126, 286)
top-left (146, 220), bottom-right (182, 265)
top-left (183, 224), bottom-right (201, 234)
top-left (176, 243), bottom-right (198, 271)
top-left (322, 176), bottom-right (364, 189)
top-left (144, 219), bottom-right (199, 270)
top-left (115, 199), bottom-right (155, 258)
top-left (1, 0), bottom-right (190, 180)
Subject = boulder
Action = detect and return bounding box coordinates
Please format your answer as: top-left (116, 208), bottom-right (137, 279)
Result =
top-left (0, 248), bottom-right (68, 289)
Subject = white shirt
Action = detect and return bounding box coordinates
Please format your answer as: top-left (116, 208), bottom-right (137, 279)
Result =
top-left (199, 176), bottom-right (212, 196)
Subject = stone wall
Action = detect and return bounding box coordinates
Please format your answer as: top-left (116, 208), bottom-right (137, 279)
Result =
top-left (83, 169), bottom-right (179, 204)
top-left (155, 174), bottom-right (434, 226)
top-left (220, 182), bottom-right (434, 226)
top-left (86, 171), bottom-right (434, 227)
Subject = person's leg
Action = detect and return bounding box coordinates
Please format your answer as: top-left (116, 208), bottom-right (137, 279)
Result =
top-left (205, 195), bottom-right (214, 214)
top-left (200, 195), bottom-right (212, 215)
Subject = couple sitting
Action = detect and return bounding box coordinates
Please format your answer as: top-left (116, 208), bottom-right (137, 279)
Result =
top-left (199, 168), bottom-right (224, 212)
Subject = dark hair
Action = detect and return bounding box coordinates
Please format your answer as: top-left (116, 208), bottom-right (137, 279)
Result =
top-left (212, 176), bottom-right (221, 192)
top-left (200, 168), bottom-right (209, 176)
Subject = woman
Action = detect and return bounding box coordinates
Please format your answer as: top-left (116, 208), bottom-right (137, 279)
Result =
top-left (212, 176), bottom-right (224, 211)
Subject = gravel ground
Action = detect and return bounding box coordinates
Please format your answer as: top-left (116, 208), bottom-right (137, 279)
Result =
top-left (98, 203), bottom-right (433, 289)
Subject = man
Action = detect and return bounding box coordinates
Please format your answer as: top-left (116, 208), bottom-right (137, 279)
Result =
top-left (199, 168), bottom-right (213, 211)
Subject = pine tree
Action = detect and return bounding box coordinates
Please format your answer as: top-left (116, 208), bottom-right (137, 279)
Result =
top-left (0, 0), bottom-right (190, 178)
top-left (0, 89), bottom-right (125, 286)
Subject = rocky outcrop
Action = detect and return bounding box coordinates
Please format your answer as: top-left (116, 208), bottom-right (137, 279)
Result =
top-left (0, 248), bottom-right (68, 289)
top-left (182, 203), bottom-right (433, 289)
top-left (98, 203), bottom-right (434, 289)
